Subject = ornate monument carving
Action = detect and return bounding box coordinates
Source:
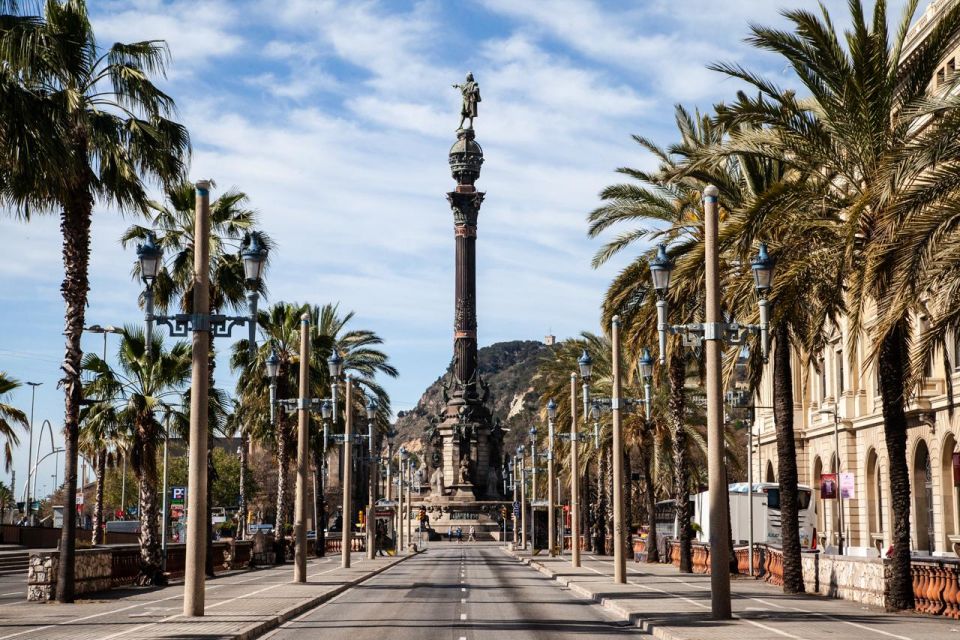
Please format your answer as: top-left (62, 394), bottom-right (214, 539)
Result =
top-left (427, 74), bottom-right (503, 503)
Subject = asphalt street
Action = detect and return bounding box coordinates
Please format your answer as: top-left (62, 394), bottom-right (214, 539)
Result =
top-left (263, 543), bottom-right (639, 639)
top-left (0, 572), bottom-right (26, 608)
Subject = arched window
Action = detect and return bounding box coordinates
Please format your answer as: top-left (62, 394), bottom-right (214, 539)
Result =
top-left (866, 449), bottom-right (883, 552)
top-left (813, 456), bottom-right (824, 537)
top-left (941, 434), bottom-right (958, 546)
top-left (765, 460), bottom-right (775, 483)
top-left (914, 440), bottom-right (935, 554)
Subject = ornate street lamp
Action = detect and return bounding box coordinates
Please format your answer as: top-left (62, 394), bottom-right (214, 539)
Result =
top-left (639, 347), bottom-right (654, 420)
top-left (644, 186), bottom-right (775, 620)
top-left (136, 232), bottom-right (162, 285)
top-left (545, 398), bottom-right (558, 556)
top-left (133, 182), bottom-right (269, 616)
top-left (240, 234), bottom-right (268, 284)
top-left (578, 349), bottom-right (593, 381)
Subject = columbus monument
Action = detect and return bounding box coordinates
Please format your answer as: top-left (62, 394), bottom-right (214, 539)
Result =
top-left (424, 73), bottom-right (504, 503)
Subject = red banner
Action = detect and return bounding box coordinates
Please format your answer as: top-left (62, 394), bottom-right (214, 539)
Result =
top-left (820, 473), bottom-right (838, 500)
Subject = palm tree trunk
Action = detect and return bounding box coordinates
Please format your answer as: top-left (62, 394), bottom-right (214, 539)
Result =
top-left (604, 448), bottom-right (613, 552)
top-left (137, 422), bottom-right (164, 585)
top-left (56, 181), bottom-right (93, 603)
top-left (640, 436), bottom-right (660, 562)
top-left (773, 323), bottom-right (804, 593)
top-left (238, 433), bottom-right (248, 542)
top-left (313, 447), bottom-right (326, 557)
top-left (879, 321), bottom-right (913, 611)
top-left (275, 423), bottom-right (289, 563)
top-left (91, 449), bottom-right (106, 545)
top-left (669, 350), bottom-right (692, 573)
top-left (624, 448), bottom-right (633, 546)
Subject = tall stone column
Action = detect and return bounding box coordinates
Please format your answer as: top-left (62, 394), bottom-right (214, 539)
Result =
top-left (438, 127), bottom-right (491, 497)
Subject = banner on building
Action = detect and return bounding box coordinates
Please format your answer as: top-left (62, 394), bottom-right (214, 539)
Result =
top-left (953, 452), bottom-right (960, 486)
top-left (820, 473), bottom-right (837, 500)
top-left (839, 472), bottom-right (855, 499)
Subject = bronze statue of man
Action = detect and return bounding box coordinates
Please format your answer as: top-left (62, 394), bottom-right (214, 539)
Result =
top-left (452, 72), bottom-right (481, 130)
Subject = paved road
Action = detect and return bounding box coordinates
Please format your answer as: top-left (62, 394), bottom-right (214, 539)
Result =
top-left (0, 572), bottom-right (26, 608)
top-left (264, 543), bottom-right (638, 639)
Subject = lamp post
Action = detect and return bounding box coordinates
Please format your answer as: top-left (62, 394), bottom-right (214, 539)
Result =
top-left (24, 382), bottom-right (41, 525)
top-left (517, 445), bottom-right (527, 550)
top-left (84, 324), bottom-right (122, 544)
top-left (649, 186), bottom-right (774, 620)
top-left (365, 396), bottom-right (378, 561)
top-left (405, 457), bottom-right (413, 551)
top-left (570, 373), bottom-right (581, 566)
top-left (398, 446), bottom-right (407, 552)
top-left (135, 181), bottom-right (268, 617)
top-left (611, 316), bottom-right (626, 584)
top-left (546, 398), bottom-right (557, 556)
top-left (529, 428), bottom-right (538, 551)
top-left (819, 405), bottom-right (845, 555)
top-left (294, 312), bottom-right (311, 583)
top-left (509, 458), bottom-right (518, 546)
top-left (341, 376), bottom-right (354, 568)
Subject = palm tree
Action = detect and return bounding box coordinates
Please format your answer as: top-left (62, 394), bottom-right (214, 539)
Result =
top-left (710, 0), bottom-right (960, 608)
top-left (0, 1), bottom-right (189, 601)
top-left (0, 372), bottom-right (27, 471)
top-left (587, 106), bottom-right (721, 572)
top-left (78, 403), bottom-right (124, 545)
top-left (231, 302), bottom-right (397, 556)
top-left (122, 179), bottom-right (270, 572)
top-left (83, 328), bottom-right (190, 584)
top-left (0, 482), bottom-right (12, 524)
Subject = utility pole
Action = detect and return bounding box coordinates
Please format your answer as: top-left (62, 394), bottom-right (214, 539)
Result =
top-left (294, 312), bottom-right (310, 582)
top-left (184, 181), bottom-right (211, 617)
top-left (703, 186), bottom-right (732, 619)
top-left (570, 373), bottom-right (580, 567)
top-left (611, 316), bottom-right (626, 583)
top-left (341, 376), bottom-right (354, 568)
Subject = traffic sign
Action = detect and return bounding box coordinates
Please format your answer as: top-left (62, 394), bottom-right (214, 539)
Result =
top-left (512, 501), bottom-right (520, 517)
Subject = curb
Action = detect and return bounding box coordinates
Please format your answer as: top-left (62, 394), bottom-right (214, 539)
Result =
top-left (234, 550), bottom-right (422, 640)
top-left (502, 547), bottom-right (683, 640)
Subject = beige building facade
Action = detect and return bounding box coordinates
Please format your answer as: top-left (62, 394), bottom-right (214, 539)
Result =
top-left (752, 0), bottom-right (960, 558)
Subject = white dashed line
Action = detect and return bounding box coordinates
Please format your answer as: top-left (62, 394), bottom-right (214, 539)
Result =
top-left (460, 613), bottom-right (467, 621)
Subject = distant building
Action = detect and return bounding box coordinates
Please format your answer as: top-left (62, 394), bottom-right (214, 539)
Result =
top-left (544, 334), bottom-right (556, 346)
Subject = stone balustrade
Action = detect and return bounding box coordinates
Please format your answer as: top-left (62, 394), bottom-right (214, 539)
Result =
top-left (325, 534), bottom-right (366, 553)
top-left (912, 559), bottom-right (960, 617)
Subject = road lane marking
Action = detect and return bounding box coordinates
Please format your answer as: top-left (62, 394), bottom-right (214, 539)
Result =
top-left (589, 556), bottom-right (913, 640)
top-left (32, 558), bottom-right (362, 640)
top-left (461, 587), bottom-right (466, 592)
top-left (461, 597), bottom-right (466, 603)
top-left (460, 613), bottom-right (467, 620)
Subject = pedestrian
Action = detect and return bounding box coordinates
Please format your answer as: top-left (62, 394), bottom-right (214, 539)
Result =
top-left (456, 527), bottom-right (463, 543)
top-left (468, 525), bottom-right (475, 542)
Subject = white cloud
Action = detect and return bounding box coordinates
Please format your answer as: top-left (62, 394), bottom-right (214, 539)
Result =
top-left (93, 0), bottom-right (244, 76)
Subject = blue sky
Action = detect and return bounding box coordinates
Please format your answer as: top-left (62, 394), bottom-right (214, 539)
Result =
top-left (0, 0), bottom-right (917, 498)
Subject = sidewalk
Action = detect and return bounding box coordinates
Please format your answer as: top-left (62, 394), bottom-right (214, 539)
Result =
top-left (0, 551), bottom-right (412, 640)
top-left (507, 548), bottom-right (960, 640)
